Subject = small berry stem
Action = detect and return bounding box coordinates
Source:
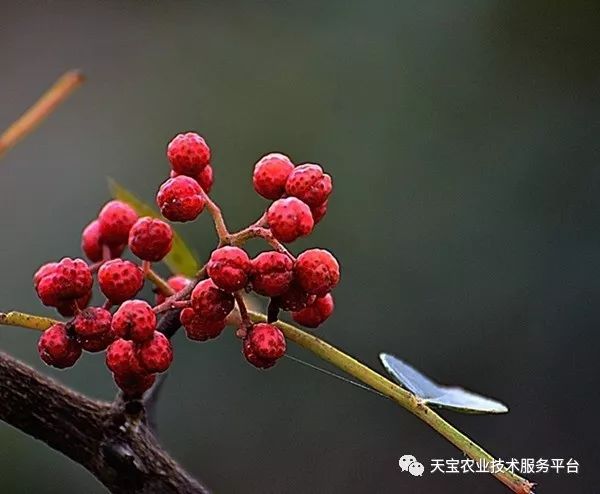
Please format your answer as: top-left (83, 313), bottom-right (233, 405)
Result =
top-left (230, 226), bottom-right (294, 260)
top-left (145, 269), bottom-right (175, 297)
top-left (102, 244), bottom-right (112, 261)
top-left (0, 70), bottom-right (85, 159)
top-left (201, 190), bottom-right (230, 242)
top-left (233, 292), bottom-right (251, 338)
top-left (88, 261), bottom-right (104, 273)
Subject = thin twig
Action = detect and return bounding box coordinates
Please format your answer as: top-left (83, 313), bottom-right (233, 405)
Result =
top-left (201, 191), bottom-right (230, 241)
top-left (0, 70), bottom-right (85, 159)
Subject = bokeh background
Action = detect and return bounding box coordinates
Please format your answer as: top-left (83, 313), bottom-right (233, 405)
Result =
top-left (1, 1), bottom-right (598, 492)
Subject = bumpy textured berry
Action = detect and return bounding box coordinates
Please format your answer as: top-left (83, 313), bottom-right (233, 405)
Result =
top-left (207, 246), bottom-right (251, 292)
top-left (35, 258), bottom-right (93, 306)
top-left (73, 307), bottom-right (112, 338)
top-left (310, 200), bottom-right (328, 224)
top-left (180, 307), bottom-right (226, 341)
top-left (292, 293), bottom-right (334, 328)
top-left (136, 332), bottom-right (173, 373)
top-left (294, 249), bottom-right (340, 296)
top-left (285, 163), bottom-right (332, 207)
top-left (98, 200), bottom-right (138, 246)
top-left (33, 262), bottom-right (58, 289)
top-left (56, 291), bottom-right (92, 317)
top-left (112, 299), bottom-right (156, 342)
top-left (128, 217), bottom-right (173, 262)
top-left (156, 176), bottom-right (206, 222)
top-left (167, 132), bottom-right (211, 176)
top-left (267, 197), bottom-right (314, 243)
top-left (81, 220), bottom-right (125, 262)
top-left (244, 323), bottom-right (285, 368)
top-left (252, 153), bottom-right (294, 200)
top-left (35, 275), bottom-right (62, 306)
top-left (71, 307), bottom-right (114, 352)
top-left (191, 279), bottom-right (235, 321)
top-left (54, 257), bottom-right (93, 298)
top-left (242, 338), bottom-right (275, 369)
top-left (38, 324), bottom-right (82, 369)
top-left (114, 372), bottom-right (156, 397)
top-left (78, 329), bottom-right (116, 353)
top-left (155, 275), bottom-right (191, 305)
top-left (106, 339), bottom-right (147, 376)
top-left (273, 280), bottom-right (316, 312)
top-left (250, 251), bottom-right (293, 297)
top-left (98, 259), bottom-right (144, 304)
top-left (171, 164), bottom-right (214, 193)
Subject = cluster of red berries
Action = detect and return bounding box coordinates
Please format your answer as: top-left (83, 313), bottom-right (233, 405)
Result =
top-left (34, 131), bottom-right (340, 395)
top-left (35, 199), bottom-right (175, 396)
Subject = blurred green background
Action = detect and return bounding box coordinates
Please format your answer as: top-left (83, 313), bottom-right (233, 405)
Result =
top-left (1, 1), bottom-right (598, 492)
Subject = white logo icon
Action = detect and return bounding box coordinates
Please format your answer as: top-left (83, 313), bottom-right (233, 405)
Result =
top-left (398, 454), bottom-right (424, 477)
top-left (408, 461), bottom-right (424, 477)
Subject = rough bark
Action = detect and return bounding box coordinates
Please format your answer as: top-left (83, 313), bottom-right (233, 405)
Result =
top-left (0, 351), bottom-right (209, 494)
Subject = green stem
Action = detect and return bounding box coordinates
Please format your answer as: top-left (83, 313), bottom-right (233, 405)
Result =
top-left (145, 268), bottom-right (174, 297)
top-left (247, 311), bottom-right (534, 494)
top-left (0, 312), bottom-right (57, 331)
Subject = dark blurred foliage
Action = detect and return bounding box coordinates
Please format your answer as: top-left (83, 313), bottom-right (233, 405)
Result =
top-left (1, 1), bottom-right (598, 492)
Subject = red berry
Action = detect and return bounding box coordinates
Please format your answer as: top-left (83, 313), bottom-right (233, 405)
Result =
top-left (106, 339), bottom-right (147, 376)
top-left (285, 163), bottom-right (332, 207)
top-left (310, 200), bottom-right (328, 224)
top-left (112, 299), bottom-right (156, 342)
top-left (195, 164), bottom-right (214, 193)
top-left (273, 280), bottom-right (315, 311)
top-left (78, 329), bottom-right (117, 353)
top-left (292, 293), bottom-right (334, 328)
top-left (128, 217), bottom-right (173, 262)
top-left (250, 251), bottom-right (293, 297)
top-left (98, 200), bottom-right (138, 246)
top-left (81, 220), bottom-right (125, 262)
top-left (294, 249), bottom-right (340, 296)
top-left (56, 291), bottom-right (92, 317)
top-left (244, 323), bottom-right (286, 367)
top-left (54, 257), bottom-right (93, 298)
top-left (252, 153), bottom-right (294, 200)
top-left (156, 176), bottom-right (206, 222)
top-left (155, 275), bottom-right (191, 305)
top-left (114, 372), bottom-right (156, 397)
top-left (242, 338), bottom-right (275, 369)
top-left (167, 132), bottom-right (211, 176)
top-left (72, 307), bottom-right (112, 338)
top-left (170, 164), bottom-right (214, 193)
top-left (266, 197), bottom-right (314, 243)
top-left (33, 262), bottom-right (58, 289)
top-left (180, 307), bottom-right (226, 341)
top-left (191, 279), bottom-right (235, 321)
top-left (35, 258), bottom-right (93, 306)
top-left (207, 246), bottom-right (251, 292)
top-left (35, 275), bottom-right (62, 306)
top-left (98, 259), bottom-right (144, 304)
top-left (37, 324), bottom-right (82, 369)
top-left (72, 307), bottom-right (115, 352)
top-left (136, 332), bottom-right (173, 373)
